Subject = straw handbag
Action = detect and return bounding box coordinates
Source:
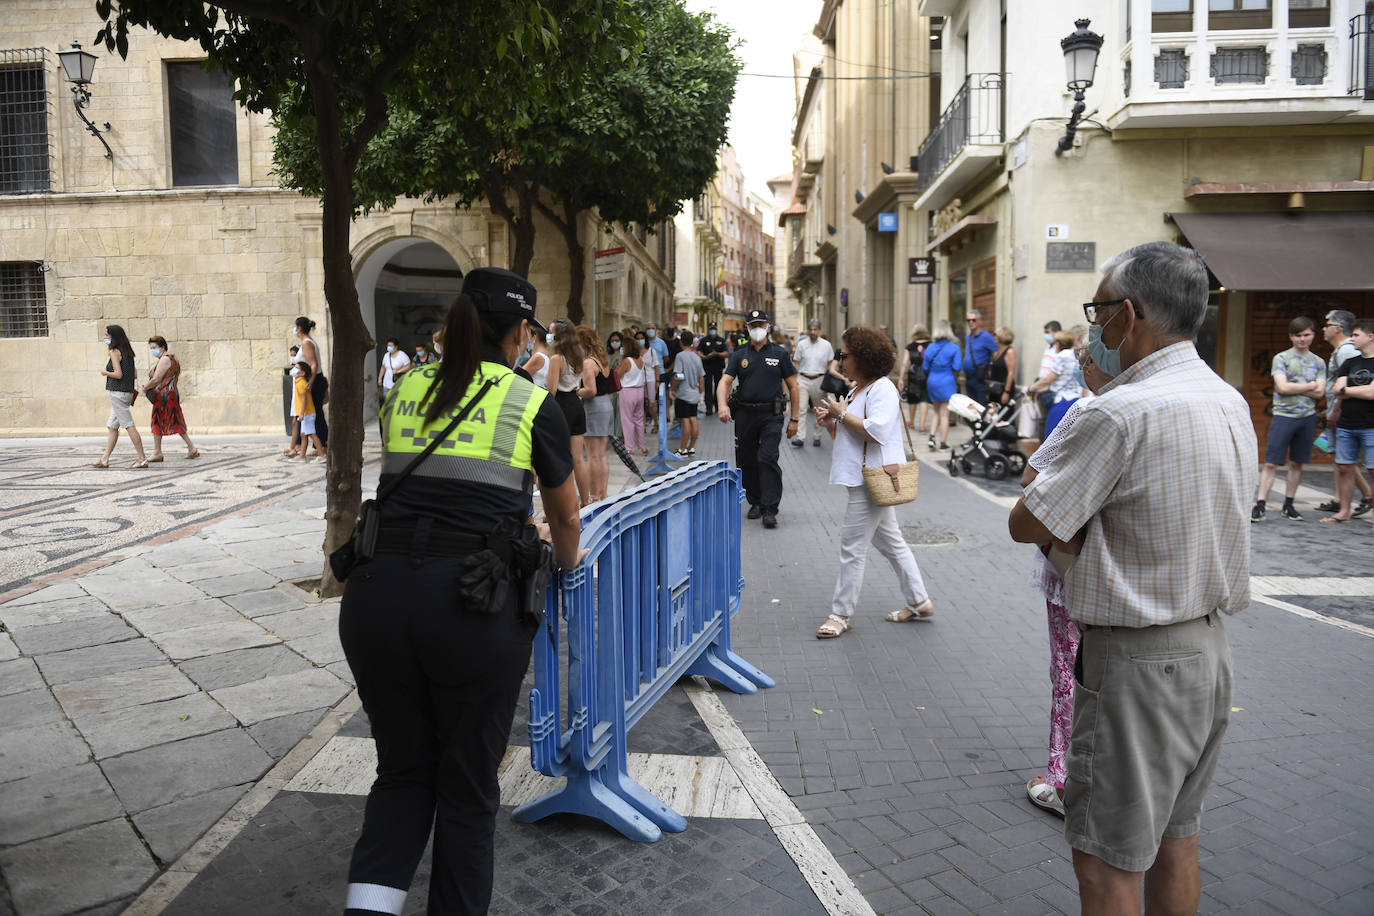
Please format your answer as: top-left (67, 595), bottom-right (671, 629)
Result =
top-left (859, 394), bottom-right (918, 506)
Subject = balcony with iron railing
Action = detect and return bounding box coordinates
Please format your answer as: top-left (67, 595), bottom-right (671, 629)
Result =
top-left (1354, 12), bottom-right (1374, 99)
top-left (913, 73), bottom-right (1005, 213)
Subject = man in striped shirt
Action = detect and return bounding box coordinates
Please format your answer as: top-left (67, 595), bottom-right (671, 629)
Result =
top-left (1009, 242), bottom-right (1256, 915)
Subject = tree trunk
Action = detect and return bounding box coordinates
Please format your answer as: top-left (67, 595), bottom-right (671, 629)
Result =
top-left (307, 68), bottom-right (370, 599)
top-left (483, 172), bottom-right (537, 278)
top-left (538, 199), bottom-right (586, 324)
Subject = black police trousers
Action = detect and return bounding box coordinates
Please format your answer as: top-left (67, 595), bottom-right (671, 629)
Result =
top-left (703, 369), bottom-right (722, 413)
top-left (734, 408), bottom-right (784, 513)
top-left (339, 551), bottom-right (534, 916)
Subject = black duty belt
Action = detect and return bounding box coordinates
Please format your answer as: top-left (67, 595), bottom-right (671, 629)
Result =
top-left (735, 400), bottom-right (777, 410)
top-left (376, 524), bottom-right (486, 555)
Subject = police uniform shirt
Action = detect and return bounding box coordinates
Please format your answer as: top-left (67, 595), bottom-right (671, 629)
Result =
top-left (725, 341), bottom-right (797, 402)
top-left (700, 334), bottom-right (728, 364)
top-left (379, 352), bottom-right (572, 532)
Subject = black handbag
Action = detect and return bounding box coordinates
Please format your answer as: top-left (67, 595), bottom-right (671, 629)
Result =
top-left (820, 373), bottom-right (848, 397)
top-left (329, 377), bottom-right (496, 582)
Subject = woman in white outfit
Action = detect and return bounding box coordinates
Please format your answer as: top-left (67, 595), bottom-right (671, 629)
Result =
top-left (814, 325), bottom-right (933, 638)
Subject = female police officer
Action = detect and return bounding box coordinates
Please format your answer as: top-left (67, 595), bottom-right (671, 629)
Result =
top-left (340, 267), bottom-right (582, 916)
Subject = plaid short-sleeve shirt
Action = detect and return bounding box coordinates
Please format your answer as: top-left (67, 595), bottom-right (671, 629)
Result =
top-left (1022, 343), bottom-right (1257, 627)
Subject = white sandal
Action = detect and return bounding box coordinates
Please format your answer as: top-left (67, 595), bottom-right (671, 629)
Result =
top-left (1026, 777), bottom-right (1065, 817)
top-left (816, 614), bottom-right (851, 639)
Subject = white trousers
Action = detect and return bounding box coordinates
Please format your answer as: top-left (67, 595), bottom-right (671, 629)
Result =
top-left (795, 375), bottom-right (826, 440)
top-left (830, 485), bottom-right (929, 618)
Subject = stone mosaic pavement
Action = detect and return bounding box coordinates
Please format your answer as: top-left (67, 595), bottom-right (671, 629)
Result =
top-left (1, 419), bottom-right (1372, 915)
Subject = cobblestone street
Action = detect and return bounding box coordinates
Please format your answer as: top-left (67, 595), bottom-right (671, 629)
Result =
top-left (1, 421), bottom-right (1371, 915)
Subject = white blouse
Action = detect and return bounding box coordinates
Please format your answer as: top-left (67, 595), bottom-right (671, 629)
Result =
top-left (829, 377), bottom-right (907, 487)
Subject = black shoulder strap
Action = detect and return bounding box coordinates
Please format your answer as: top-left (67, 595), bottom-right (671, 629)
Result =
top-left (376, 374), bottom-right (498, 503)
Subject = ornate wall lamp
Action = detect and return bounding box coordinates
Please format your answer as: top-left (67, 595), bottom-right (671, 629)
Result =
top-left (1055, 19), bottom-right (1104, 156)
top-left (57, 41), bottom-right (114, 161)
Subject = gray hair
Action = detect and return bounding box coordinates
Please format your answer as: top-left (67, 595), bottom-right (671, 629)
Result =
top-left (808, 317), bottom-right (821, 328)
top-left (967, 310), bottom-right (981, 321)
top-left (1100, 242), bottom-right (1209, 339)
top-left (933, 319), bottom-right (957, 342)
top-left (1325, 309), bottom-right (1355, 336)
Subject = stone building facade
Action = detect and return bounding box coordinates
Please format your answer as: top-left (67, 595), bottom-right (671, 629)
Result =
top-left (1, 1), bottom-right (674, 435)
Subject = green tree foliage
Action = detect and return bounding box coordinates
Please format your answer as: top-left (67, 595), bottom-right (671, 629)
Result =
top-left (271, 0), bottom-right (737, 321)
top-left (93, 0), bottom-right (633, 594)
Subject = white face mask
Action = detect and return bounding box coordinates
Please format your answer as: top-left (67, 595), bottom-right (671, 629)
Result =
top-left (386, 344), bottom-right (395, 353)
top-left (103, 337), bottom-right (112, 347)
top-left (749, 327), bottom-right (768, 344)
top-left (546, 333), bottom-right (555, 347)
top-left (290, 367), bottom-right (302, 378)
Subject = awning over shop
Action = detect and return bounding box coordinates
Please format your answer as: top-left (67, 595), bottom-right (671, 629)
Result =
top-left (1168, 211), bottom-right (1374, 291)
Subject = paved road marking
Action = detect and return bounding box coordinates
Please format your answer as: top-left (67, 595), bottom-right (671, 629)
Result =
top-left (686, 681), bottom-right (877, 916)
top-left (1251, 576), bottom-right (1374, 597)
top-left (283, 736), bottom-right (765, 820)
top-left (1250, 593), bottom-right (1374, 639)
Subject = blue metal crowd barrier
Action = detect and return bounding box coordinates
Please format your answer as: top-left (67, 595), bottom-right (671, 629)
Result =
top-left (514, 461), bottom-right (773, 842)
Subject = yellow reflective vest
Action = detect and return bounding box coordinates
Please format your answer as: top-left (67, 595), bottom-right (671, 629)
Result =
top-left (380, 361), bottom-right (549, 493)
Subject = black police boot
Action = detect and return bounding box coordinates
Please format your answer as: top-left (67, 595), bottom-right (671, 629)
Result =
top-left (762, 513), bottom-right (778, 529)
top-left (747, 504), bottom-right (762, 519)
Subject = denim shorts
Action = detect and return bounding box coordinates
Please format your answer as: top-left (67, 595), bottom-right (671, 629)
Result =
top-left (1264, 414), bottom-right (1317, 465)
top-left (1064, 612), bottom-right (1233, 872)
top-left (1335, 427), bottom-right (1374, 467)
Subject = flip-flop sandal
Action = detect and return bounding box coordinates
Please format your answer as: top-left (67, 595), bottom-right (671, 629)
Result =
top-left (147, 455), bottom-right (164, 463)
top-left (1320, 516), bottom-right (1349, 524)
top-left (90, 460), bottom-right (109, 469)
top-left (185, 450), bottom-right (201, 459)
top-left (886, 600), bottom-right (935, 622)
top-left (816, 614), bottom-right (851, 639)
top-left (1026, 777), bottom-right (1065, 817)
top-left (128, 459), bottom-right (150, 469)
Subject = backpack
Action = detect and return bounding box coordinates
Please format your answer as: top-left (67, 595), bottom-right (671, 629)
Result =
top-left (905, 345), bottom-right (928, 399)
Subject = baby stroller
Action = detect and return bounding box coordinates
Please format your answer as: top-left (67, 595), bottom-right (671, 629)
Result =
top-left (947, 393), bottom-right (1029, 480)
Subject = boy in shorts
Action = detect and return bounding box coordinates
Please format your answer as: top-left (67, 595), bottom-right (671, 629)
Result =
top-left (1253, 316), bottom-right (1324, 521)
top-left (1323, 317), bottom-right (1374, 524)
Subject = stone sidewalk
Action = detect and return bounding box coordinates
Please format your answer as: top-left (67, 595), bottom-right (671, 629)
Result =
top-left (2, 418), bottom-right (1373, 915)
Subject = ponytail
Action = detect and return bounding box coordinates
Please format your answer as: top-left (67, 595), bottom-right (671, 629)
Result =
top-left (422, 294), bottom-right (483, 422)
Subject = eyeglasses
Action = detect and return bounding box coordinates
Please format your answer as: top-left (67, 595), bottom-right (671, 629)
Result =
top-left (835, 351), bottom-right (847, 361)
top-left (1082, 299), bottom-right (1128, 324)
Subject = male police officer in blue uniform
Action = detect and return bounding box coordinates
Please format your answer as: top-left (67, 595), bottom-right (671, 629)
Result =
top-left (716, 309), bottom-right (800, 529)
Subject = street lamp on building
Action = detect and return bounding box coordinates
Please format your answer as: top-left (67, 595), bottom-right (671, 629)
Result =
top-left (1055, 19), bottom-right (1103, 156)
top-left (57, 41), bottom-right (114, 161)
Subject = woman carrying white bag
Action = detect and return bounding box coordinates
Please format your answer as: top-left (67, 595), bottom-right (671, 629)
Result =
top-left (814, 326), bottom-right (934, 639)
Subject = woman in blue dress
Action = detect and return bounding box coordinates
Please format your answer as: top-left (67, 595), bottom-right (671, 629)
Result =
top-left (922, 320), bottom-right (963, 450)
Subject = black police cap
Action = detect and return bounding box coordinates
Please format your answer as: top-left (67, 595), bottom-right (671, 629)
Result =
top-left (461, 267), bottom-right (546, 334)
top-left (746, 309), bottom-right (770, 325)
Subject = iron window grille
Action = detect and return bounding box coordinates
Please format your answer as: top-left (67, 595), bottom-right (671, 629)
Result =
top-left (1211, 46), bottom-right (1269, 83)
top-left (0, 48), bottom-right (51, 194)
top-left (0, 261), bottom-right (48, 338)
top-left (1292, 43), bottom-right (1328, 85)
top-left (1156, 48), bottom-right (1191, 87)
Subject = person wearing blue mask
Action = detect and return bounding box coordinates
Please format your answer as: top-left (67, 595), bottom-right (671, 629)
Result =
top-left (1036, 320), bottom-right (1064, 425)
top-left (1010, 242), bottom-right (1255, 916)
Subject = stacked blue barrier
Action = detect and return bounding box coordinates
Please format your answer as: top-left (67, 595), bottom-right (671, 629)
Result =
top-left (514, 460), bottom-right (774, 842)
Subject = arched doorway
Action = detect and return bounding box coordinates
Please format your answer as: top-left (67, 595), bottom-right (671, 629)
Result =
top-left (355, 239), bottom-right (463, 429)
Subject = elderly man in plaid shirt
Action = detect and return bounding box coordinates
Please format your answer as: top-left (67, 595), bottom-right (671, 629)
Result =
top-left (1009, 242), bottom-right (1256, 915)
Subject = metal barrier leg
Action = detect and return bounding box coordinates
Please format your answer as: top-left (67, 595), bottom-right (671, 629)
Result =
top-left (644, 383), bottom-right (682, 475)
top-left (511, 769), bottom-right (666, 843)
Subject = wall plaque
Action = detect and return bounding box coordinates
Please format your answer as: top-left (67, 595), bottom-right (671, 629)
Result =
top-left (1046, 241), bottom-right (1096, 272)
